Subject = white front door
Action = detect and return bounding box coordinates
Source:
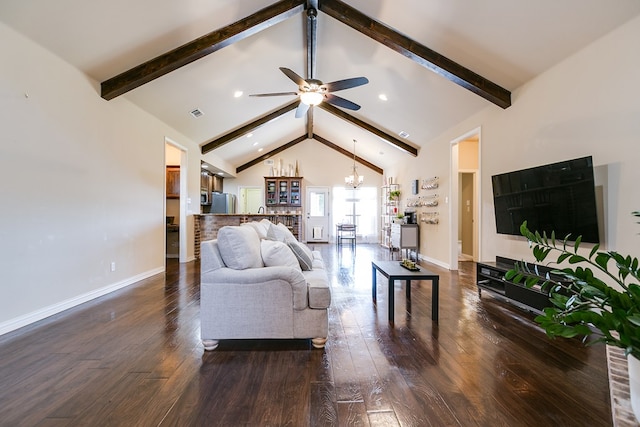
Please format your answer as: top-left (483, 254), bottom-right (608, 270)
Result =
top-left (305, 187), bottom-right (330, 243)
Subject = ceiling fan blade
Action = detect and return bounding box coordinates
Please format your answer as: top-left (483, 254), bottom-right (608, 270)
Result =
top-left (324, 93), bottom-right (361, 110)
top-left (279, 67), bottom-right (307, 87)
top-left (295, 101), bottom-right (310, 118)
top-left (249, 92), bottom-right (298, 97)
top-left (324, 76), bottom-right (369, 92)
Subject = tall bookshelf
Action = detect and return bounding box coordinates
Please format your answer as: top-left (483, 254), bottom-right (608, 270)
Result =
top-left (380, 184), bottom-right (400, 248)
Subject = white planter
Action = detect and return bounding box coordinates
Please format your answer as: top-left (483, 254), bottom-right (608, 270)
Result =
top-left (628, 354), bottom-right (640, 421)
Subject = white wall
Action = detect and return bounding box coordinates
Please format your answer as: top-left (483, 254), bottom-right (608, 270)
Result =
top-left (0, 22), bottom-right (203, 334)
top-left (387, 15), bottom-right (640, 267)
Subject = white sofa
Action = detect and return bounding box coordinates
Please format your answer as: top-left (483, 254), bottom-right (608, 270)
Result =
top-left (200, 219), bottom-right (331, 350)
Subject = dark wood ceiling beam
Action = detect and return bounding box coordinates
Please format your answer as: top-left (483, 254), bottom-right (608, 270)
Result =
top-left (236, 135), bottom-right (307, 174)
top-left (313, 134), bottom-right (383, 174)
top-left (306, 106), bottom-right (314, 138)
top-left (305, 6), bottom-right (318, 79)
top-left (101, 0), bottom-right (306, 100)
top-left (318, 0), bottom-right (511, 109)
top-left (201, 100), bottom-right (299, 154)
top-left (318, 102), bottom-right (418, 156)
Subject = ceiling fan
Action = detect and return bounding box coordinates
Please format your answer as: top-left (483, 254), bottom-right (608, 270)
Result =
top-left (250, 67), bottom-right (369, 118)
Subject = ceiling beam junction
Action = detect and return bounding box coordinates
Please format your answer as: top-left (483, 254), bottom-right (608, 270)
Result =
top-left (101, 0), bottom-right (306, 100)
top-left (236, 132), bottom-right (383, 175)
top-left (312, 134), bottom-right (383, 175)
top-left (201, 100), bottom-right (299, 154)
top-left (318, 0), bottom-right (511, 109)
top-left (318, 103), bottom-right (418, 157)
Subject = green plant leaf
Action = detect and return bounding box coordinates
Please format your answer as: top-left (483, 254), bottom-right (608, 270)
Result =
top-left (568, 255), bottom-right (583, 264)
top-left (628, 315), bottom-right (640, 328)
top-left (589, 244), bottom-right (600, 260)
top-left (595, 253), bottom-right (611, 271)
top-left (574, 236), bottom-right (582, 252)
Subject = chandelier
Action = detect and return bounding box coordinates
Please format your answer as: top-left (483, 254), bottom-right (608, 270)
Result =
top-left (345, 139), bottom-right (364, 188)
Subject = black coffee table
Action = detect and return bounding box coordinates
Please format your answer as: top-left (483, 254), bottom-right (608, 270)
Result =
top-left (371, 260), bottom-right (439, 323)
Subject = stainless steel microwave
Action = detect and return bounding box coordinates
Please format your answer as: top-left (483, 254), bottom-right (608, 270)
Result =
top-left (200, 190), bottom-right (210, 205)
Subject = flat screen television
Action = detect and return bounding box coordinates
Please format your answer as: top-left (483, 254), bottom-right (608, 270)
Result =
top-left (491, 156), bottom-right (600, 243)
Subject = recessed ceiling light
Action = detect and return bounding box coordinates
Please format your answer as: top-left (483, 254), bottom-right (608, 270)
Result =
top-left (399, 131), bottom-right (410, 139)
top-left (252, 141), bottom-right (259, 146)
top-left (378, 94), bottom-right (388, 101)
top-left (202, 164), bottom-right (209, 168)
top-left (217, 172), bottom-right (224, 176)
top-left (258, 148), bottom-right (264, 152)
top-left (190, 108), bottom-right (204, 118)
top-left (234, 91), bottom-right (243, 98)
top-left (246, 133), bottom-right (253, 138)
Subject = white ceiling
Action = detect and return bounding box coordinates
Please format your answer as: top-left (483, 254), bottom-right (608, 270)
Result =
top-left (2, 0), bottom-right (639, 175)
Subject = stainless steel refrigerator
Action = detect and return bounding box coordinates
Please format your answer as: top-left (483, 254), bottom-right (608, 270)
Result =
top-left (211, 193), bottom-right (236, 214)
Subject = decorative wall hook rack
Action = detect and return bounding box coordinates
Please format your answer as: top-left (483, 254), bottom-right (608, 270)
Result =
top-left (420, 212), bottom-right (440, 224)
top-left (422, 177), bottom-right (439, 190)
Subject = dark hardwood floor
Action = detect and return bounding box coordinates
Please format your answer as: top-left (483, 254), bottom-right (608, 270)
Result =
top-left (0, 244), bottom-right (611, 426)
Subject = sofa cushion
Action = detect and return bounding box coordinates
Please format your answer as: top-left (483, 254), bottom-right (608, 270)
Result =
top-left (261, 240), bottom-right (301, 270)
top-left (304, 269), bottom-right (332, 309)
top-left (266, 222), bottom-right (298, 243)
top-left (277, 223), bottom-right (298, 241)
top-left (242, 221), bottom-right (268, 239)
top-left (287, 240), bottom-right (314, 271)
top-left (217, 226), bottom-right (264, 270)
top-left (200, 240), bottom-right (225, 272)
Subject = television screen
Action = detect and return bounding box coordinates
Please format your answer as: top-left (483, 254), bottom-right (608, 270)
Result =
top-left (491, 156), bottom-right (599, 243)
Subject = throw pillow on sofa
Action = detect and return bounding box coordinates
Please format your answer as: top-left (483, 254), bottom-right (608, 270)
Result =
top-left (241, 221), bottom-right (268, 239)
top-left (217, 226), bottom-right (264, 270)
top-left (266, 222), bottom-right (294, 242)
top-left (287, 240), bottom-right (314, 271)
top-left (260, 240), bottom-right (301, 270)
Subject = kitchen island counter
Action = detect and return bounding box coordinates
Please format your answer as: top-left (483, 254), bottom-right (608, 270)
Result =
top-left (194, 213), bottom-right (302, 259)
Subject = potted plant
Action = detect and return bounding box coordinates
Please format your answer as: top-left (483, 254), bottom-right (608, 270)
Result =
top-left (506, 215), bottom-right (640, 418)
top-left (389, 190), bottom-right (401, 201)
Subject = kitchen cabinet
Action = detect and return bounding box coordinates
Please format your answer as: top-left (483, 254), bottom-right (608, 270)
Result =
top-left (201, 171), bottom-right (212, 192)
top-left (265, 177), bottom-right (303, 210)
top-left (166, 166), bottom-right (180, 199)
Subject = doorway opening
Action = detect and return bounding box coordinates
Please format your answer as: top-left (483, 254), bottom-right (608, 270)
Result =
top-left (450, 128), bottom-right (481, 269)
top-left (238, 186), bottom-right (263, 214)
top-left (165, 138), bottom-right (188, 264)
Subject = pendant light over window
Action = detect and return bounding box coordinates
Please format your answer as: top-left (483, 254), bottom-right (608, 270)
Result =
top-left (345, 139), bottom-right (364, 189)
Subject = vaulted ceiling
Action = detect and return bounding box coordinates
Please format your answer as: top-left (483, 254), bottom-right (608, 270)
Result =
top-left (2, 0), bottom-right (640, 176)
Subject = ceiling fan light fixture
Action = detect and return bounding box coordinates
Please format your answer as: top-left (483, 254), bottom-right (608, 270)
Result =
top-left (300, 91), bottom-right (323, 106)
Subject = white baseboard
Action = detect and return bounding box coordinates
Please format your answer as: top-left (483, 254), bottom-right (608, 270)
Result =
top-left (0, 267), bottom-right (165, 337)
top-left (419, 254), bottom-right (451, 270)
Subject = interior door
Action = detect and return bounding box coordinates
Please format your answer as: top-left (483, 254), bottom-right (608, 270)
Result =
top-left (306, 187), bottom-right (330, 243)
top-left (239, 187), bottom-right (263, 214)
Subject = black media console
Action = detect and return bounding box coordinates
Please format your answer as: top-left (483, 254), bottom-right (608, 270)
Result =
top-left (476, 256), bottom-right (558, 313)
